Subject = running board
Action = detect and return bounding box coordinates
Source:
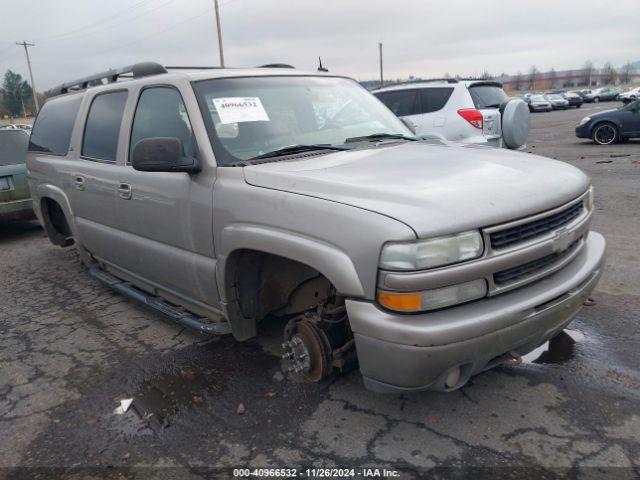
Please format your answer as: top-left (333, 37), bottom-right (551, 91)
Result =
top-left (89, 268), bottom-right (232, 335)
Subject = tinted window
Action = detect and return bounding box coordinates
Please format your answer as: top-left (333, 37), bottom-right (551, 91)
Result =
top-left (375, 90), bottom-right (420, 116)
top-left (468, 84), bottom-right (508, 109)
top-left (28, 94), bottom-right (83, 156)
top-left (0, 130), bottom-right (29, 165)
top-left (82, 91), bottom-right (128, 162)
top-left (130, 87), bottom-right (195, 161)
top-left (418, 88), bottom-right (453, 114)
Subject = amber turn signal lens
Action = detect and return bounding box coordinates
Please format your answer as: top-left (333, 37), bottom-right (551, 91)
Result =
top-left (377, 291), bottom-right (421, 312)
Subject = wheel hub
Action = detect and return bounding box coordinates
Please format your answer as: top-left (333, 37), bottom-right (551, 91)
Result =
top-left (282, 317), bottom-right (332, 382)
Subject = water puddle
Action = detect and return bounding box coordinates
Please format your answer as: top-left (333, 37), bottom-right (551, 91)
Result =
top-left (522, 329), bottom-right (586, 365)
top-left (109, 365), bottom-right (228, 437)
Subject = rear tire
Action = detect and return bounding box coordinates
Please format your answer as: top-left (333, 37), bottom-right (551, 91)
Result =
top-left (576, 104), bottom-right (581, 108)
top-left (592, 122), bottom-right (618, 145)
top-left (594, 97), bottom-right (600, 103)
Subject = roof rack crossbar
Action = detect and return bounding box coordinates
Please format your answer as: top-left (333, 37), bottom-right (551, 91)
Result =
top-left (46, 61), bottom-right (167, 98)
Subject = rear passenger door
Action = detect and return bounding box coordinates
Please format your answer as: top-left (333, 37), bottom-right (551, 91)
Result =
top-left (374, 89), bottom-right (423, 131)
top-left (114, 86), bottom-right (218, 305)
top-left (70, 90), bottom-right (128, 263)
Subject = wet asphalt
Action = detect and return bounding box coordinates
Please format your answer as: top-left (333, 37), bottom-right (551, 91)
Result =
top-left (0, 104), bottom-right (639, 479)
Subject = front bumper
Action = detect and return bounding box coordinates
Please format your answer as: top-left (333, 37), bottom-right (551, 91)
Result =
top-left (348, 231), bottom-right (605, 393)
top-left (575, 123), bottom-right (592, 139)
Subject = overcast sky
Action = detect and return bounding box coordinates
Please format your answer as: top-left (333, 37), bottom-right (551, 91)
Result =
top-left (1, 0), bottom-right (638, 90)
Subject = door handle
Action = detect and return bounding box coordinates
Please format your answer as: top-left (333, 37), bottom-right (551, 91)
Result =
top-left (117, 182), bottom-right (132, 200)
top-left (73, 174), bottom-right (85, 191)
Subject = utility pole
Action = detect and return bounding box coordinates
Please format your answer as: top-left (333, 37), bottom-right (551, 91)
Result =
top-left (378, 42), bottom-right (383, 88)
top-left (213, 0), bottom-right (225, 67)
top-left (16, 41), bottom-right (39, 114)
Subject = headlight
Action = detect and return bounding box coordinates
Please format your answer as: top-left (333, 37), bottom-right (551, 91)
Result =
top-left (586, 186), bottom-right (594, 211)
top-left (378, 279), bottom-right (487, 312)
top-left (578, 116), bottom-right (591, 126)
top-left (379, 230), bottom-right (483, 271)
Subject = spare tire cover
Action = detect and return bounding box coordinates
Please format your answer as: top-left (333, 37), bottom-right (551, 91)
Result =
top-left (501, 98), bottom-right (531, 149)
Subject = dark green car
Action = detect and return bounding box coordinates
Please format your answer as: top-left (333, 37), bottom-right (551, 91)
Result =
top-left (0, 129), bottom-right (34, 221)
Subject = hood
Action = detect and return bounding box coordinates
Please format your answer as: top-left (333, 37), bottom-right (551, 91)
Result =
top-left (243, 142), bottom-right (589, 238)
top-left (590, 108), bottom-right (620, 119)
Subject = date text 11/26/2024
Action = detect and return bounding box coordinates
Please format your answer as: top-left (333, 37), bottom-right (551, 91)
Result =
top-left (233, 468), bottom-right (401, 478)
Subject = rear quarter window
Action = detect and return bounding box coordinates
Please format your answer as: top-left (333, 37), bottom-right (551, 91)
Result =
top-left (418, 88), bottom-right (454, 114)
top-left (28, 94), bottom-right (83, 156)
top-left (0, 130), bottom-right (29, 165)
top-left (468, 84), bottom-right (508, 109)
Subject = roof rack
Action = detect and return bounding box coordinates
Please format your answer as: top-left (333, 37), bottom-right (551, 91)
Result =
top-left (258, 63), bottom-right (295, 69)
top-left (165, 65), bottom-right (223, 70)
top-left (375, 78), bottom-right (459, 89)
top-left (46, 61), bottom-right (167, 98)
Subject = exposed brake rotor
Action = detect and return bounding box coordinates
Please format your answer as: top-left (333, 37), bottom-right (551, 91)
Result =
top-left (282, 318), bottom-right (332, 382)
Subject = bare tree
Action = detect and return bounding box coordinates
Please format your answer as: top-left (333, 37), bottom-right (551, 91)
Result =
top-left (528, 65), bottom-right (539, 90)
top-left (600, 62), bottom-right (617, 85)
top-left (514, 71), bottom-right (523, 91)
top-left (548, 68), bottom-right (557, 89)
top-left (581, 60), bottom-right (594, 86)
top-left (481, 69), bottom-right (493, 80)
top-left (619, 62), bottom-right (633, 84)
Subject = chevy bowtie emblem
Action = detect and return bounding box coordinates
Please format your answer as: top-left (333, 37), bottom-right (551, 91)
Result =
top-left (552, 228), bottom-right (573, 252)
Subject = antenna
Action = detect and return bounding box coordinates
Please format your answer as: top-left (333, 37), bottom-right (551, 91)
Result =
top-left (317, 57), bottom-right (328, 73)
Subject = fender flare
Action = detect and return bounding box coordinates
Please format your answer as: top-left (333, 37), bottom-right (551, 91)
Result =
top-left (36, 183), bottom-right (78, 236)
top-left (217, 223), bottom-right (366, 300)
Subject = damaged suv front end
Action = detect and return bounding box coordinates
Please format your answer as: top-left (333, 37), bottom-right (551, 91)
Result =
top-left (353, 188), bottom-right (604, 392)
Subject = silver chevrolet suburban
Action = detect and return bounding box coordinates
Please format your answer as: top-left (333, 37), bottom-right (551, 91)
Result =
top-left (27, 62), bottom-right (605, 393)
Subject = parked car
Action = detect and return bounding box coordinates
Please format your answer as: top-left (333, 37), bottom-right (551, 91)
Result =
top-left (576, 98), bottom-right (640, 145)
top-left (618, 87), bottom-right (640, 104)
top-left (28, 62), bottom-right (605, 393)
top-left (569, 89), bottom-right (592, 99)
top-left (544, 94), bottom-right (570, 110)
top-left (372, 79), bottom-right (530, 149)
top-left (583, 86), bottom-right (622, 103)
top-left (526, 94), bottom-right (553, 112)
top-left (0, 129), bottom-right (34, 221)
top-left (561, 91), bottom-right (584, 108)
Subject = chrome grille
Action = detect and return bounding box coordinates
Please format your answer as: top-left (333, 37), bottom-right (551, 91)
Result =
top-left (493, 238), bottom-right (581, 285)
top-left (490, 201), bottom-right (584, 249)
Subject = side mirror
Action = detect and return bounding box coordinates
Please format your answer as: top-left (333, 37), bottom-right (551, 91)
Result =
top-left (131, 137), bottom-right (200, 173)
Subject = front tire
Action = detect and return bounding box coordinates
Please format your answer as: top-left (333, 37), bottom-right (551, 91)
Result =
top-left (592, 122), bottom-right (618, 145)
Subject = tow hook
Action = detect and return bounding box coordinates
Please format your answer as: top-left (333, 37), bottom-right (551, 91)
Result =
top-left (583, 297), bottom-right (597, 306)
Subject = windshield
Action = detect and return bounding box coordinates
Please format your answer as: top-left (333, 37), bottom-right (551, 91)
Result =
top-left (193, 75), bottom-right (413, 164)
top-left (531, 95), bottom-right (546, 101)
top-left (547, 94), bottom-right (563, 100)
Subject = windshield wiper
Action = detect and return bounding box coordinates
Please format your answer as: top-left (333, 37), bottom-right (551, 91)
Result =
top-left (249, 144), bottom-right (348, 160)
top-left (344, 133), bottom-right (417, 143)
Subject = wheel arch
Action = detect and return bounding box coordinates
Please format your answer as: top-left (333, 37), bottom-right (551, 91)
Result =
top-left (36, 184), bottom-right (76, 246)
top-left (216, 224), bottom-right (366, 340)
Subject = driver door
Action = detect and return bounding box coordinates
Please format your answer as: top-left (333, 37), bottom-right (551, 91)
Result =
top-left (114, 86), bottom-right (218, 305)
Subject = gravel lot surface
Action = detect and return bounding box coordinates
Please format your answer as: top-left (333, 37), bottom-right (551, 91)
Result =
top-left (1, 104), bottom-right (639, 479)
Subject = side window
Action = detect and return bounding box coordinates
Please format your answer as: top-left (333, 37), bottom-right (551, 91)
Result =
top-left (375, 90), bottom-right (419, 117)
top-left (129, 87), bottom-right (195, 162)
top-left (82, 91), bottom-right (128, 162)
top-left (418, 88), bottom-right (454, 114)
top-left (28, 94), bottom-right (83, 156)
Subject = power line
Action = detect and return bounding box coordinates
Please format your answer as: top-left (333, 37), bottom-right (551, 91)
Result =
top-left (34, 0), bottom-right (159, 42)
top-left (41, 8), bottom-right (212, 65)
top-left (36, 0), bottom-right (179, 46)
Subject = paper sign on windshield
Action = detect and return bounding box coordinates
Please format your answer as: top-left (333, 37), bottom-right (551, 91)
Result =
top-left (212, 97), bottom-right (270, 124)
